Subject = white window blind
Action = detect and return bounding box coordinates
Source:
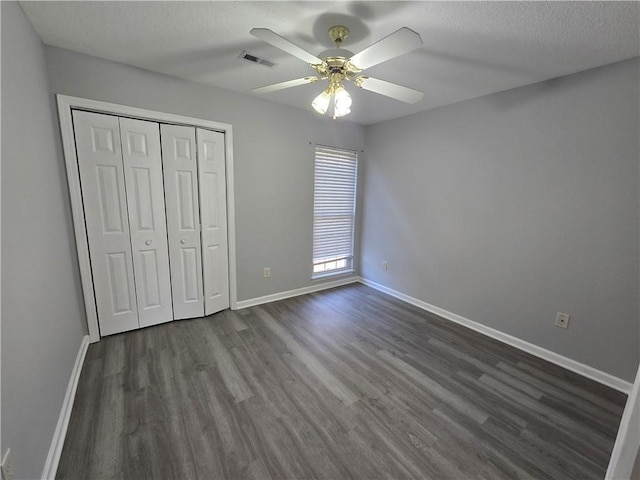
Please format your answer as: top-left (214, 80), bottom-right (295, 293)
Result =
top-left (312, 145), bottom-right (358, 277)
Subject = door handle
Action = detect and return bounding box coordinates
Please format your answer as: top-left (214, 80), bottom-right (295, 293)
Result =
top-left (145, 239), bottom-right (153, 246)
top-left (180, 238), bottom-right (188, 244)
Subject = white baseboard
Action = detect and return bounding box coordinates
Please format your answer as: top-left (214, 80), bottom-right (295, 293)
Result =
top-left (358, 277), bottom-right (633, 394)
top-left (41, 335), bottom-right (90, 480)
top-left (606, 364), bottom-right (640, 479)
top-left (235, 276), bottom-right (359, 310)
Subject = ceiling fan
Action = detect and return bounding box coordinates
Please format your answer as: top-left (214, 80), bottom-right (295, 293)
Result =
top-left (250, 25), bottom-right (424, 119)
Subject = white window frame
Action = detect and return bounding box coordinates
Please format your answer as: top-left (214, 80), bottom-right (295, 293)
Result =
top-left (312, 145), bottom-right (358, 279)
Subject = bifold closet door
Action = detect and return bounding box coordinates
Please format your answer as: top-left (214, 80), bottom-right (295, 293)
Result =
top-left (120, 118), bottom-right (173, 328)
top-left (73, 111), bottom-right (139, 335)
top-left (198, 128), bottom-right (230, 315)
top-left (161, 124), bottom-right (205, 320)
top-left (74, 111), bottom-right (230, 335)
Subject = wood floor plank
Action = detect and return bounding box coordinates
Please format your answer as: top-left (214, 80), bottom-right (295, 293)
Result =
top-left (495, 360), bottom-right (624, 421)
top-left (427, 336), bottom-right (544, 399)
top-left (206, 329), bottom-right (253, 403)
top-left (256, 305), bottom-right (360, 406)
top-left (513, 359), bottom-right (626, 414)
top-left (479, 373), bottom-right (612, 451)
top-left (431, 407), bottom-right (543, 480)
top-left (226, 309), bottom-right (249, 332)
top-left (240, 458), bottom-right (273, 480)
top-left (89, 373), bottom-right (125, 479)
top-left (57, 284), bottom-right (626, 480)
top-left (377, 349), bottom-right (490, 424)
top-left (56, 358), bottom-right (104, 479)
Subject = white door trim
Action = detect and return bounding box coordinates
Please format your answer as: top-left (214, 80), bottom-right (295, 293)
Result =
top-left (57, 94), bottom-right (238, 343)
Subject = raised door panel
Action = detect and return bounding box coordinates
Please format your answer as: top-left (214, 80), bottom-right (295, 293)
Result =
top-left (161, 124), bottom-right (204, 319)
top-left (72, 110), bottom-right (139, 336)
top-left (197, 128), bottom-right (229, 315)
top-left (120, 117), bottom-right (173, 328)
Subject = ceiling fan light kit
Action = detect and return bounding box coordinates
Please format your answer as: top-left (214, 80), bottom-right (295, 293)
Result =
top-left (250, 24), bottom-right (424, 119)
top-left (312, 85), bottom-right (352, 119)
top-left (311, 89), bottom-right (331, 115)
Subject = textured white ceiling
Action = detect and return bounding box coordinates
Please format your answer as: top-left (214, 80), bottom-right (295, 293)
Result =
top-left (20, 1), bottom-right (640, 125)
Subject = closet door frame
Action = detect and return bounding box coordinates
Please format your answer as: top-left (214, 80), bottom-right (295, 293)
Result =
top-left (57, 94), bottom-right (238, 343)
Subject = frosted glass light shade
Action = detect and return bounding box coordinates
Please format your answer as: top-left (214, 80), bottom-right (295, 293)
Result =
top-left (334, 107), bottom-right (351, 118)
top-left (333, 87), bottom-right (352, 117)
top-left (312, 89), bottom-right (332, 114)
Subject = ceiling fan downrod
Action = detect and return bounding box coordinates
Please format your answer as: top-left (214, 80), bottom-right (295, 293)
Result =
top-left (328, 25), bottom-right (349, 48)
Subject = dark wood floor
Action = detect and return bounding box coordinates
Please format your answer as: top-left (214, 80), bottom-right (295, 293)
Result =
top-left (57, 284), bottom-right (627, 480)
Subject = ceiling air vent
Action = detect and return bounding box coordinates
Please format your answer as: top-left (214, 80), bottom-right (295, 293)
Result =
top-left (238, 50), bottom-right (277, 68)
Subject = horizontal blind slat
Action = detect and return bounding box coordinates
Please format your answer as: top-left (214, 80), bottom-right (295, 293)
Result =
top-left (312, 146), bottom-right (357, 265)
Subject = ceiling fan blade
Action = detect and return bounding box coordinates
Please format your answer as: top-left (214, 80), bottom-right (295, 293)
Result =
top-left (250, 28), bottom-right (323, 65)
top-left (350, 27), bottom-right (422, 70)
top-left (355, 76), bottom-right (424, 104)
top-left (252, 76), bottom-right (318, 94)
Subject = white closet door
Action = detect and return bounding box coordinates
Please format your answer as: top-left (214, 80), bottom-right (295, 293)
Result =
top-left (160, 124), bottom-right (204, 320)
top-left (197, 128), bottom-right (230, 315)
top-left (73, 111), bottom-right (139, 336)
top-left (120, 117), bottom-right (173, 328)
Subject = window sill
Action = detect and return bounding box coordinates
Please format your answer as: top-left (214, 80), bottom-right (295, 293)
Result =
top-left (311, 269), bottom-right (356, 281)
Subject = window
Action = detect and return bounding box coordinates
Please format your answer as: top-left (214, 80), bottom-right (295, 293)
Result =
top-left (312, 145), bottom-right (358, 278)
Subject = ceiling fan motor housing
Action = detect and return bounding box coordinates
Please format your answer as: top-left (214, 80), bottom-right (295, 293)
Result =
top-left (318, 26), bottom-right (362, 81)
top-left (314, 53), bottom-right (361, 83)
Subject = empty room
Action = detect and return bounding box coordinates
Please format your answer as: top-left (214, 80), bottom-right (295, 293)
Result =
top-left (2, 1), bottom-right (639, 479)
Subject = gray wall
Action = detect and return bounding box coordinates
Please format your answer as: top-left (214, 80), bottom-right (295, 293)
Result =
top-left (361, 58), bottom-right (640, 381)
top-left (3, 6), bottom-right (637, 476)
top-left (44, 46), bottom-right (365, 303)
top-left (1, 3), bottom-right (88, 478)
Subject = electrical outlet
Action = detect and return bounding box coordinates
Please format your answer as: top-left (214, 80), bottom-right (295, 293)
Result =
top-left (2, 449), bottom-right (14, 480)
top-left (555, 312), bottom-right (570, 329)
top-left (381, 261), bottom-right (388, 270)
top-left (263, 267), bottom-right (270, 278)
